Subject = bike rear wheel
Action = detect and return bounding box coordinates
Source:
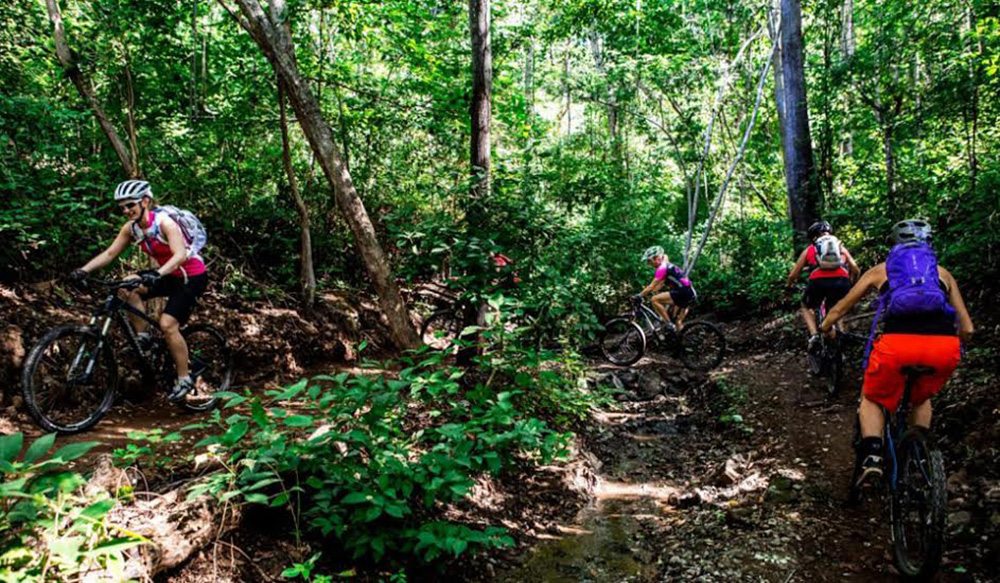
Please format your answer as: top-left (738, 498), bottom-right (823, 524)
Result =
top-left (178, 324), bottom-right (232, 412)
top-left (891, 434), bottom-right (947, 580)
top-left (825, 340), bottom-right (843, 397)
top-left (679, 321), bottom-right (726, 371)
top-left (421, 309), bottom-right (464, 353)
top-left (21, 324), bottom-right (118, 434)
top-left (599, 318), bottom-right (646, 366)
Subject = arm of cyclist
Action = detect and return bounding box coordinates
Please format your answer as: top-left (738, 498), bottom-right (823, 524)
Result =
top-left (637, 277), bottom-right (665, 299)
top-left (76, 223), bottom-right (132, 276)
top-left (785, 248), bottom-right (809, 288)
top-left (820, 265), bottom-right (882, 336)
top-left (940, 266), bottom-right (975, 342)
top-left (843, 247), bottom-right (861, 281)
top-left (152, 216), bottom-right (189, 277)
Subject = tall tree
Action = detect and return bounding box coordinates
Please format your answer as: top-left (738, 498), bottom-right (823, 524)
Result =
top-left (778, 0), bottom-right (819, 245)
top-left (278, 81), bottom-right (317, 310)
top-left (227, 0), bottom-right (419, 349)
top-left (45, 0), bottom-right (136, 178)
top-left (468, 0), bottom-right (492, 228)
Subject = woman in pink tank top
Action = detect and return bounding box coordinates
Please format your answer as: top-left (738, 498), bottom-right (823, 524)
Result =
top-left (70, 180), bottom-right (208, 403)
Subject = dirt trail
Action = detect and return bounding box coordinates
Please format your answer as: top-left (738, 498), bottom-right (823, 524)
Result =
top-left (493, 328), bottom-right (985, 582)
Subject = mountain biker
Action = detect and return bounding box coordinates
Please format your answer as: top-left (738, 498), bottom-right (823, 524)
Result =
top-left (785, 221), bottom-right (860, 353)
top-left (68, 180), bottom-right (208, 402)
top-left (820, 219), bottom-right (974, 487)
top-left (636, 246), bottom-right (696, 333)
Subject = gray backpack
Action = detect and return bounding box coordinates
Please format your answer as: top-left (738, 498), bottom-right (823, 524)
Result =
top-left (131, 205), bottom-right (207, 258)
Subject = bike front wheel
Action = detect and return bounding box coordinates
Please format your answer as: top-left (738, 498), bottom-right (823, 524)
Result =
top-left (21, 324), bottom-right (118, 434)
top-left (178, 324), bottom-right (233, 412)
top-left (421, 309), bottom-right (465, 353)
top-left (599, 318), bottom-right (646, 366)
top-left (678, 321), bottom-right (726, 371)
top-left (891, 434), bottom-right (947, 580)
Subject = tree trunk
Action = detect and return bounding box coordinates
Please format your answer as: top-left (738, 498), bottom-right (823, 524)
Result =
top-left (768, 5), bottom-right (788, 170)
top-left (45, 0), bottom-right (136, 178)
top-left (588, 31), bottom-right (619, 151)
top-left (881, 115), bottom-right (896, 208)
top-left (279, 81), bottom-right (317, 310)
top-left (840, 0), bottom-right (854, 156)
top-left (229, 0), bottom-right (419, 349)
top-left (122, 45), bottom-right (140, 176)
top-left (779, 0), bottom-right (819, 246)
top-left (468, 0), bottom-right (492, 228)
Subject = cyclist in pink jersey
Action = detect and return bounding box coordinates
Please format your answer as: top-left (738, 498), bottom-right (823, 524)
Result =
top-left (636, 246), bottom-right (696, 332)
top-left (69, 180), bottom-right (207, 402)
top-left (785, 221), bottom-right (860, 353)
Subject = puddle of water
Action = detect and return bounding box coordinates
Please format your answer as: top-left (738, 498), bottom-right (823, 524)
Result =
top-left (495, 498), bottom-right (661, 583)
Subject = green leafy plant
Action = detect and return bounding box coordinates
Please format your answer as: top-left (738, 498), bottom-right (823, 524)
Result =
top-left (181, 342), bottom-right (574, 564)
top-left (0, 433), bottom-right (145, 581)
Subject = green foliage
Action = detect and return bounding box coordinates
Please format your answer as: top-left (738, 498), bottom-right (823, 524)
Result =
top-left (183, 343), bottom-right (577, 563)
top-left (111, 429), bottom-right (182, 469)
top-left (0, 433), bottom-right (144, 581)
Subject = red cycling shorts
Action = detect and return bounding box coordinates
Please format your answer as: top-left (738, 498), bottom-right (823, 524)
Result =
top-left (862, 334), bottom-right (961, 411)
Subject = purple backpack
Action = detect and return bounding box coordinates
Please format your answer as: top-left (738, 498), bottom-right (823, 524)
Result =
top-left (863, 242), bottom-right (955, 367)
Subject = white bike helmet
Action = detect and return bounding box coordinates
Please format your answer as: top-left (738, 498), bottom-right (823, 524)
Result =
top-left (641, 245), bottom-right (665, 262)
top-left (114, 180), bottom-right (151, 202)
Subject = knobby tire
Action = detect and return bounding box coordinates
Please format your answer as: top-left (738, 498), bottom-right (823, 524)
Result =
top-left (599, 318), bottom-right (646, 366)
top-left (891, 434), bottom-right (947, 581)
top-left (21, 324), bottom-right (118, 434)
top-left (421, 309), bottom-right (465, 354)
top-left (179, 324), bottom-right (232, 412)
top-left (679, 321), bottom-right (726, 371)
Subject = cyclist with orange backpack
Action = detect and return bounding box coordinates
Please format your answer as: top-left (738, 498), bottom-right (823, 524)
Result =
top-left (820, 219), bottom-right (974, 486)
top-left (786, 221), bottom-right (860, 353)
top-left (68, 180), bottom-right (208, 402)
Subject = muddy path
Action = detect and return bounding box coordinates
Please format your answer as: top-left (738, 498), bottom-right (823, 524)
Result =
top-left (492, 326), bottom-right (993, 583)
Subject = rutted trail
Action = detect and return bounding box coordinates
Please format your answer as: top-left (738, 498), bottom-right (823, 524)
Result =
top-left (490, 323), bottom-right (985, 583)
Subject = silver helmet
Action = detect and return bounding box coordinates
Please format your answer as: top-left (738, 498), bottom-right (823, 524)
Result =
top-left (113, 180), bottom-right (151, 202)
top-left (641, 245), bottom-right (665, 262)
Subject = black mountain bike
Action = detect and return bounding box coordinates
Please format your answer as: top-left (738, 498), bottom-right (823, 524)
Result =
top-left (599, 296), bottom-right (726, 371)
top-left (21, 278), bottom-right (233, 434)
top-left (809, 304), bottom-right (866, 397)
top-left (848, 366), bottom-right (947, 580)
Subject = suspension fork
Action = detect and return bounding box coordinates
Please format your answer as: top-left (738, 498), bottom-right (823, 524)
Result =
top-left (68, 315), bottom-right (112, 381)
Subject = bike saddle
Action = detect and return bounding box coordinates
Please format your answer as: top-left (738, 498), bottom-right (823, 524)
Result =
top-left (900, 365), bottom-right (936, 377)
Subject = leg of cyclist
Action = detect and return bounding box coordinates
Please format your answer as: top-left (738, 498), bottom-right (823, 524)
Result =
top-left (160, 313), bottom-right (189, 378)
top-left (650, 292), bottom-right (675, 328)
top-left (158, 274), bottom-right (208, 402)
top-left (125, 289), bottom-right (149, 334)
top-left (675, 307), bottom-right (690, 330)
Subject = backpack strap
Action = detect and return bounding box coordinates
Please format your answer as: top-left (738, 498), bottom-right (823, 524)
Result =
top-left (862, 295), bottom-right (885, 370)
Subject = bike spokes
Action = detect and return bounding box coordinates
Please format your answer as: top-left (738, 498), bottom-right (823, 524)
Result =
top-left (599, 318), bottom-right (646, 366)
top-left (178, 325), bottom-right (232, 412)
top-left (679, 321), bottom-right (726, 371)
top-left (891, 439), bottom-right (946, 579)
top-left (22, 325), bottom-right (117, 434)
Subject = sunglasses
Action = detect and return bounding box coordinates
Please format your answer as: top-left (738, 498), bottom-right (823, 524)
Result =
top-left (118, 202), bottom-right (139, 212)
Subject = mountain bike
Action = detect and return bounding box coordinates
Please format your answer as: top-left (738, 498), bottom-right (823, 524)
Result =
top-left (21, 278), bottom-right (233, 434)
top-left (598, 296), bottom-right (725, 371)
top-left (848, 366), bottom-right (947, 580)
top-left (809, 303), bottom-right (866, 397)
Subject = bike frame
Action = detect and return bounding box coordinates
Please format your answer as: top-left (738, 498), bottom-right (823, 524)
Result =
top-left (72, 289), bottom-right (162, 384)
top-left (882, 380), bottom-right (933, 494)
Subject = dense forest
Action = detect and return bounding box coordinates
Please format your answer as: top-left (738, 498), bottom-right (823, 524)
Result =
top-left (2, 0), bottom-right (999, 581)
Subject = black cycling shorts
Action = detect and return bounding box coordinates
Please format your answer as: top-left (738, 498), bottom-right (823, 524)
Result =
top-left (141, 273), bottom-right (208, 324)
top-left (802, 277), bottom-right (851, 311)
top-left (669, 286), bottom-right (697, 309)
